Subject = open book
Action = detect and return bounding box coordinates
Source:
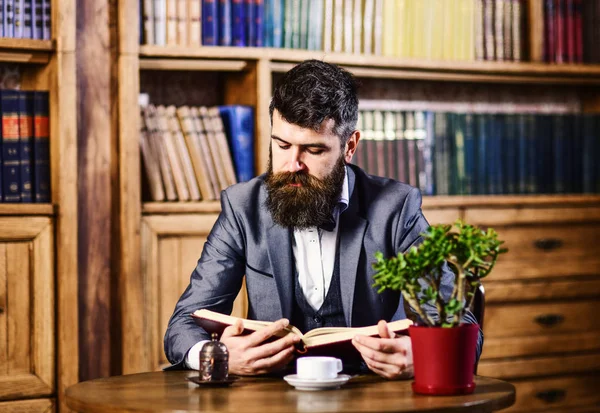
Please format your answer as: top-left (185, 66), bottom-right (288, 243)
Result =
top-left (191, 309), bottom-right (413, 360)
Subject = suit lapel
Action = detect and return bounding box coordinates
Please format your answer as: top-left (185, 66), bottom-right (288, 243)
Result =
top-left (338, 167), bottom-right (366, 327)
top-left (266, 219), bottom-right (294, 320)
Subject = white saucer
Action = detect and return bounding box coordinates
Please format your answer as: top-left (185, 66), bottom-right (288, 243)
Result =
top-left (283, 374), bottom-right (351, 391)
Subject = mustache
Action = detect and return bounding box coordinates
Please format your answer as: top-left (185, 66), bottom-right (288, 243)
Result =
top-left (267, 171), bottom-right (322, 187)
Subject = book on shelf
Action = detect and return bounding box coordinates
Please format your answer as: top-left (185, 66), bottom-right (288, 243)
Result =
top-left (18, 90), bottom-right (33, 203)
top-left (218, 105), bottom-right (255, 183)
top-left (190, 106), bottom-right (221, 199)
top-left (208, 106), bottom-right (237, 188)
top-left (191, 308), bottom-right (413, 359)
top-left (140, 111), bottom-right (166, 201)
top-left (1, 90), bottom-right (21, 203)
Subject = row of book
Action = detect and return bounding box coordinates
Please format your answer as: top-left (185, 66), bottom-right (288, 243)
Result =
top-left (0, 0), bottom-right (52, 40)
top-left (139, 0), bottom-right (599, 63)
top-left (354, 109), bottom-right (600, 196)
top-left (0, 90), bottom-right (50, 203)
top-left (140, 99), bottom-right (254, 202)
top-left (535, 0), bottom-right (600, 63)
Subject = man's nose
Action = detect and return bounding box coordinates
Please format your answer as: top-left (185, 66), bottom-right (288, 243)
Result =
top-left (284, 148), bottom-right (306, 172)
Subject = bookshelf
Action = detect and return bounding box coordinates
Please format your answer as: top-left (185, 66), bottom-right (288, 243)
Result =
top-left (0, 1), bottom-right (77, 412)
top-left (116, 1), bottom-right (600, 411)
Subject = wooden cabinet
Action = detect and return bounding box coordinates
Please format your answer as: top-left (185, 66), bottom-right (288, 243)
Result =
top-left (139, 210), bottom-right (247, 372)
top-left (467, 202), bottom-right (600, 412)
top-left (0, 217), bottom-right (55, 411)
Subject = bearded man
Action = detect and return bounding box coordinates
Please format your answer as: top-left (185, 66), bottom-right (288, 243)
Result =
top-left (164, 60), bottom-right (482, 379)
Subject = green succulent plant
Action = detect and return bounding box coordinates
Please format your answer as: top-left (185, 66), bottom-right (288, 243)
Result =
top-left (372, 220), bottom-right (507, 328)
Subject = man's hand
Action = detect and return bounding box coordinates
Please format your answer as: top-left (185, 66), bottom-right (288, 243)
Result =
top-left (351, 320), bottom-right (414, 380)
top-left (220, 318), bottom-right (301, 376)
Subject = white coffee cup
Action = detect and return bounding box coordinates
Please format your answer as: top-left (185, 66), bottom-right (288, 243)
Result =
top-left (296, 356), bottom-right (343, 380)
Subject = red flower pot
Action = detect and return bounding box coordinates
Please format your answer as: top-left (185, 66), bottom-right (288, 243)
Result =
top-left (409, 323), bottom-right (479, 395)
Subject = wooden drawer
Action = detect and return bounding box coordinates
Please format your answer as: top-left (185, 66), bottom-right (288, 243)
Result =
top-left (0, 398), bottom-right (54, 412)
top-left (503, 374), bottom-right (600, 412)
top-left (484, 300), bottom-right (600, 339)
top-left (479, 352), bottom-right (600, 379)
top-left (485, 279), bottom-right (600, 303)
top-left (487, 224), bottom-right (600, 281)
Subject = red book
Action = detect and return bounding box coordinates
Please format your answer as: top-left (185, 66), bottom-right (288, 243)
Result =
top-left (565, 0), bottom-right (575, 62)
top-left (573, 0), bottom-right (583, 62)
top-left (554, 0), bottom-right (565, 63)
top-left (544, 0), bottom-right (556, 62)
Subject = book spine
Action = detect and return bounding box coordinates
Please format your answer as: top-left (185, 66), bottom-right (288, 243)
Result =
top-left (352, 0), bottom-right (361, 54)
top-left (188, 0), bottom-right (202, 46)
top-left (202, 0), bottom-right (218, 45)
top-left (41, 0), bottom-right (49, 39)
top-left (483, 0), bottom-right (494, 60)
top-left (154, 0), bottom-right (167, 45)
top-left (2, 90), bottom-right (21, 202)
top-left (14, 0), bottom-right (23, 38)
top-left (245, 0), bottom-right (255, 46)
top-left (382, 111), bottom-right (397, 181)
top-left (142, 0), bottom-right (155, 44)
top-left (4, 0), bottom-right (15, 38)
top-left (573, 0), bottom-right (582, 62)
top-left (494, 0), bottom-right (505, 61)
top-left (231, 0), bottom-right (246, 46)
top-left (554, 0), bottom-right (565, 63)
top-left (253, 0), bottom-right (264, 46)
top-left (414, 111), bottom-right (427, 194)
top-left (463, 113), bottom-right (475, 195)
top-left (176, 0), bottom-right (188, 45)
top-left (475, 114), bottom-right (488, 195)
top-left (511, 0), bottom-right (522, 61)
top-left (166, 0), bottom-right (178, 45)
top-left (372, 110), bottom-right (386, 178)
top-left (271, 0), bottom-right (284, 47)
top-left (297, 0), bottom-right (307, 49)
top-left (474, 0), bottom-right (485, 60)
top-left (565, 0), bottom-right (575, 62)
top-left (502, 0), bottom-right (512, 60)
top-left (23, 0), bottom-right (32, 38)
top-left (395, 111), bottom-right (407, 184)
top-left (18, 91), bottom-right (33, 202)
top-left (218, 0), bottom-right (232, 45)
top-left (218, 105), bottom-right (254, 182)
top-left (544, 0), bottom-right (555, 62)
top-left (32, 91), bottom-right (50, 202)
top-left (332, 0), bottom-right (343, 52)
top-left (342, 0), bottom-right (352, 53)
top-left (0, 0), bottom-right (4, 37)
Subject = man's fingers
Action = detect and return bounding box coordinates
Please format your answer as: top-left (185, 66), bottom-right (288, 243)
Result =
top-left (377, 320), bottom-right (395, 339)
top-left (245, 319), bottom-right (291, 347)
top-left (251, 345), bottom-right (296, 372)
top-left (221, 319), bottom-right (245, 339)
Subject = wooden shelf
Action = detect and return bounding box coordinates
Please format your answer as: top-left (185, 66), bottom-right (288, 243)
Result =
top-left (139, 45), bottom-right (600, 84)
top-left (139, 58), bottom-right (248, 71)
top-left (422, 194), bottom-right (600, 208)
top-left (0, 38), bottom-right (54, 64)
top-left (143, 201), bottom-right (221, 214)
top-left (142, 195), bottom-right (600, 215)
top-left (0, 203), bottom-right (54, 215)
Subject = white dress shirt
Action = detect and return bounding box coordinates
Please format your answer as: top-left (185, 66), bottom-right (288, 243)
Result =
top-left (185, 168), bottom-right (350, 370)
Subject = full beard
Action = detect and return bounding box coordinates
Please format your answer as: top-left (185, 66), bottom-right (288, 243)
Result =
top-left (265, 155), bottom-right (346, 230)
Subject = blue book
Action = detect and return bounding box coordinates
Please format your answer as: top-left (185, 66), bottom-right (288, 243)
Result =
top-left (463, 113), bottom-right (476, 196)
top-left (1, 90), bottom-right (21, 202)
top-left (475, 114), bottom-right (488, 195)
top-left (41, 0), bottom-right (49, 39)
top-left (4, 0), bottom-right (14, 37)
top-left (218, 105), bottom-right (255, 182)
top-left (503, 114), bottom-right (517, 194)
top-left (582, 114), bottom-right (596, 193)
top-left (270, 0), bottom-right (284, 47)
top-left (253, 0), bottom-right (264, 46)
top-left (202, 0), bottom-right (219, 45)
top-left (218, 0), bottom-right (232, 45)
top-left (552, 115), bottom-right (567, 193)
top-left (18, 91), bottom-right (33, 202)
top-left (516, 114), bottom-right (528, 194)
top-left (32, 91), bottom-right (50, 202)
top-left (245, 0), bottom-right (255, 46)
top-left (23, 0), bottom-right (32, 38)
top-left (231, 0), bottom-right (246, 46)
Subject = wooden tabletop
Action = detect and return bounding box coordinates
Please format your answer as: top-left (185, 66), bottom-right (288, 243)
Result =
top-left (66, 371), bottom-right (515, 413)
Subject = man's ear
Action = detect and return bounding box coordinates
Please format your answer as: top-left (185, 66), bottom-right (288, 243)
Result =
top-left (344, 130), bottom-right (360, 163)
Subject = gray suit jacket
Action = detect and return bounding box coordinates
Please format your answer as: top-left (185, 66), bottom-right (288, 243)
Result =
top-left (164, 165), bottom-right (482, 368)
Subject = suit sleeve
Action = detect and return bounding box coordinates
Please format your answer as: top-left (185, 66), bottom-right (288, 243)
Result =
top-left (393, 187), bottom-right (484, 363)
top-left (163, 190), bottom-right (246, 368)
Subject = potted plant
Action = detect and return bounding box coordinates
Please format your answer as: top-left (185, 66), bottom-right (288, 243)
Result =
top-left (372, 220), bottom-right (507, 395)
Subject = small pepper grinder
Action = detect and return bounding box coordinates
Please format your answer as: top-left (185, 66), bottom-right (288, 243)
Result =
top-left (199, 333), bottom-right (229, 381)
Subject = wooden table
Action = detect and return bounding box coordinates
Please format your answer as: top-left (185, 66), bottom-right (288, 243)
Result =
top-left (66, 371), bottom-right (516, 413)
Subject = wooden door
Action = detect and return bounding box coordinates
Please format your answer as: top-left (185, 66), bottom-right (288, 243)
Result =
top-left (0, 217), bottom-right (54, 405)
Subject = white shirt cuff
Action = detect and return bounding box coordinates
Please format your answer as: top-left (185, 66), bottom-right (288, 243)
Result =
top-left (184, 340), bottom-right (209, 370)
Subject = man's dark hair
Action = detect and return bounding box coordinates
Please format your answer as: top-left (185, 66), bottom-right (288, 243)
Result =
top-left (269, 59), bottom-right (359, 145)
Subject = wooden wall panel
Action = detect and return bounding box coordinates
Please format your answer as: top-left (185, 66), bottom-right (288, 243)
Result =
top-left (6, 243), bottom-right (31, 375)
top-left (77, 0), bottom-right (114, 381)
